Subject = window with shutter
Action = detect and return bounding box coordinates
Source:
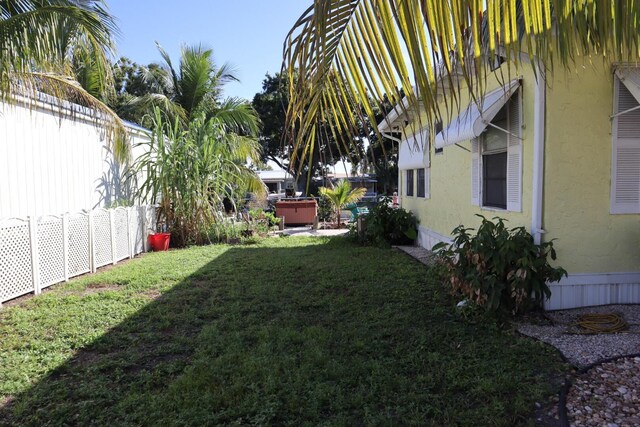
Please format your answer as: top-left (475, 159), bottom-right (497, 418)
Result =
top-left (611, 75), bottom-right (640, 214)
top-left (471, 89), bottom-right (522, 211)
top-left (506, 89), bottom-right (523, 212)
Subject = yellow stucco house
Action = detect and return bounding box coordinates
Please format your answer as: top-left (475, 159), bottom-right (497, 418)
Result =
top-left (379, 59), bottom-right (640, 310)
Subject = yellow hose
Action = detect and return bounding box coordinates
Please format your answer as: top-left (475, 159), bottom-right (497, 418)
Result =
top-left (566, 313), bottom-right (628, 334)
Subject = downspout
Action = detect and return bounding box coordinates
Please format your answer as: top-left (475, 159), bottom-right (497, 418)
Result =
top-left (532, 64), bottom-right (546, 245)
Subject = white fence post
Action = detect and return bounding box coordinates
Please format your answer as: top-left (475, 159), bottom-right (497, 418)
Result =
top-left (127, 207), bottom-right (134, 259)
top-left (28, 216), bottom-right (41, 295)
top-left (109, 209), bottom-right (117, 265)
top-left (141, 206), bottom-right (148, 253)
top-left (89, 210), bottom-right (96, 273)
top-left (62, 213), bottom-right (69, 281)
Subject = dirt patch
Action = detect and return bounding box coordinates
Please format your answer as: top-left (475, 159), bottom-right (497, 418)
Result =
top-left (0, 395), bottom-right (14, 410)
top-left (142, 289), bottom-right (162, 300)
top-left (84, 283), bottom-right (120, 292)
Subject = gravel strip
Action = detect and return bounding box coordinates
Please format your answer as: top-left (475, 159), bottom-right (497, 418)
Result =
top-left (567, 357), bottom-right (640, 427)
top-left (519, 305), bottom-right (640, 426)
top-left (518, 305), bottom-right (640, 369)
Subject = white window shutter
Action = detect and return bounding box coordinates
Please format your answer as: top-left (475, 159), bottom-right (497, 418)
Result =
top-left (611, 78), bottom-right (640, 214)
top-left (471, 139), bottom-right (480, 205)
top-left (506, 90), bottom-right (522, 212)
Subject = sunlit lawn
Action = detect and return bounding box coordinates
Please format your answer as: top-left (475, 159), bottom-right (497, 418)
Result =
top-left (0, 237), bottom-right (567, 426)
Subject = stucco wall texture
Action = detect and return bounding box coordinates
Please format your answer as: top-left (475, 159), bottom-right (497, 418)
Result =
top-left (544, 62), bottom-right (640, 273)
top-left (399, 59), bottom-right (639, 275)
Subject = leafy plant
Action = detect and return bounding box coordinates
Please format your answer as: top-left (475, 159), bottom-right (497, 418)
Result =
top-left (209, 221), bottom-right (242, 243)
top-left (316, 194), bottom-right (334, 223)
top-left (319, 180), bottom-right (366, 227)
top-left (131, 107), bottom-right (265, 247)
top-left (433, 216), bottom-right (567, 316)
top-left (354, 198), bottom-right (418, 247)
top-left (249, 208), bottom-right (280, 227)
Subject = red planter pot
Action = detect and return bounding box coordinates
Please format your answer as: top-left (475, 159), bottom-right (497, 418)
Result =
top-left (148, 233), bottom-right (171, 251)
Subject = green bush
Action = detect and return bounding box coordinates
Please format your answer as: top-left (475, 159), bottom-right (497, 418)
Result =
top-left (354, 198), bottom-right (418, 246)
top-left (433, 215), bottom-right (567, 316)
top-left (316, 195), bottom-right (334, 222)
top-left (249, 208), bottom-right (281, 227)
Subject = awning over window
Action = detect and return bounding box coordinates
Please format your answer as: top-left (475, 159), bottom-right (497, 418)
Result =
top-left (434, 79), bottom-right (521, 149)
top-left (398, 130), bottom-right (428, 170)
top-left (615, 67), bottom-right (640, 104)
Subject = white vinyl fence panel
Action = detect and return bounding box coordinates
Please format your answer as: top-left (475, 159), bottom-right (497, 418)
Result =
top-left (0, 206), bottom-right (156, 306)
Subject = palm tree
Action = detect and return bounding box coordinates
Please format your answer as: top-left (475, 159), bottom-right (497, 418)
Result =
top-left (319, 180), bottom-right (367, 227)
top-left (283, 1), bottom-right (640, 160)
top-left (123, 43), bottom-right (260, 135)
top-left (0, 0), bottom-right (128, 161)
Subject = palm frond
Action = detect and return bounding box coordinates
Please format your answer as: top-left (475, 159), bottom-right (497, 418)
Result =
top-left (283, 0), bottom-right (640, 168)
top-left (0, 0), bottom-right (126, 161)
top-left (212, 97), bottom-right (261, 136)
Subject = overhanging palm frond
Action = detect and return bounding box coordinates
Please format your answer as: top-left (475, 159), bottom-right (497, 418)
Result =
top-left (284, 0), bottom-right (640, 167)
top-left (0, 0), bottom-right (128, 161)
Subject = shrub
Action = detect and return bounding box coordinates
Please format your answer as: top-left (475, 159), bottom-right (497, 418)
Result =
top-left (316, 195), bottom-right (334, 222)
top-left (433, 216), bottom-right (567, 316)
top-left (354, 198), bottom-right (418, 246)
top-left (249, 208), bottom-right (280, 227)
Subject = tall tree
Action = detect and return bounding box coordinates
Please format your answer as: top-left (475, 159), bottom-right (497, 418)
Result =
top-left (252, 73), bottom-right (290, 170)
top-left (124, 43), bottom-right (259, 135)
top-left (110, 57), bottom-right (172, 124)
top-left (0, 0), bottom-right (128, 160)
top-left (252, 71), bottom-right (376, 185)
top-left (283, 1), bottom-right (640, 160)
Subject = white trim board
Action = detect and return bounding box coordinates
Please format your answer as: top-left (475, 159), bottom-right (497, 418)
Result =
top-left (416, 225), bottom-right (452, 251)
top-left (546, 272), bottom-right (640, 310)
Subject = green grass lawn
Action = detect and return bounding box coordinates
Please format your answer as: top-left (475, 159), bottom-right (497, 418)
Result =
top-left (0, 237), bottom-right (567, 426)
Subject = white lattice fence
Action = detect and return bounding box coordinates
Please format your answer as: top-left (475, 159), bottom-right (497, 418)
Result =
top-left (0, 206), bottom-right (154, 306)
top-left (68, 213), bottom-right (91, 277)
top-left (37, 216), bottom-right (65, 289)
top-left (131, 207), bottom-right (146, 254)
top-left (114, 208), bottom-right (130, 262)
top-left (92, 209), bottom-right (113, 269)
top-left (0, 219), bottom-right (33, 302)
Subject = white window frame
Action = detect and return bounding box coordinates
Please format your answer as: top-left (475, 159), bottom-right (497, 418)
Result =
top-left (471, 88), bottom-right (522, 212)
top-left (405, 169), bottom-right (414, 197)
top-left (417, 168), bottom-right (427, 198)
top-left (399, 128), bottom-right (430, 199)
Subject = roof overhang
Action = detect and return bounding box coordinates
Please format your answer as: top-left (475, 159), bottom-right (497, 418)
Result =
top-left (398, 129), bottom-right (429, 170)
top-left (434, 79), bottom-right (521, 149)
top-left (377, 71), bottom-right (465, 134)
top-left (377, 92), bottom-right (422, 133)
top-left (615, 66), bottom-right (640, 104)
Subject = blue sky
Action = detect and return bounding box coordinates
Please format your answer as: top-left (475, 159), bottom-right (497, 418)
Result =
top-left (107, 1), bottom-right (310, 101)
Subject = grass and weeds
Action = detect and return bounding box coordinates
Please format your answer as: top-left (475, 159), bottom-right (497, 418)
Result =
top-left (0, 237), bottom-right (568, 425)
